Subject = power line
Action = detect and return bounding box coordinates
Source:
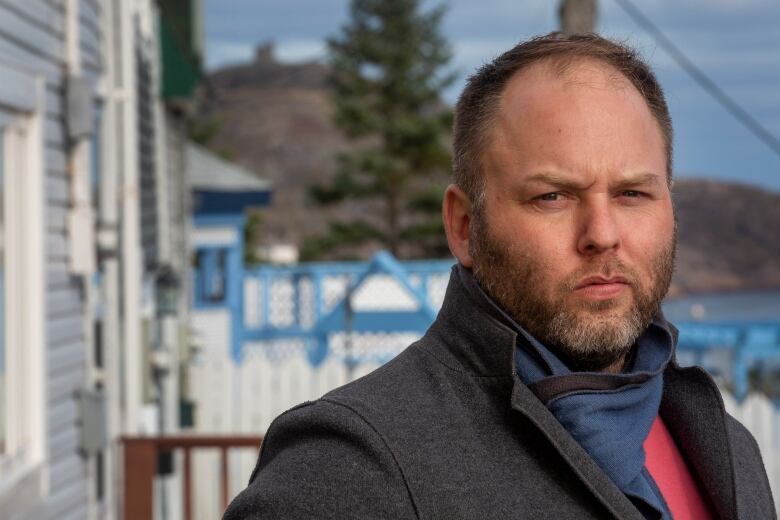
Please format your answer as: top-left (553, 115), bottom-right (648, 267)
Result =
top-left (613, 0), bottom-right (780, 159)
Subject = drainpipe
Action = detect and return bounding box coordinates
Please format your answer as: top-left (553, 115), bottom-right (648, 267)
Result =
top-left (65, 1), bottom-right (101, 518)
top-left (114, 0), bottom-right (143, 437)
top-left (99, 0), bottom-right (123, 516)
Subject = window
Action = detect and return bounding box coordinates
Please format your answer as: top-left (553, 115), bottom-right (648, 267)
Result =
top-left (0, 64), bottom-right (46, 478)
top-left (195, 248), bottom-right (228, 304)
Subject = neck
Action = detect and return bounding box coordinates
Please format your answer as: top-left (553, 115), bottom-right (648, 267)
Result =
top-left (602, 354), bottom-right (628, 374)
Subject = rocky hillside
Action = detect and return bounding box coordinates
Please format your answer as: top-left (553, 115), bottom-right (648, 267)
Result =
top-left (671, 178), bottom-right (780, 295)
top-left (195, 43), bottom-right (349, 245)
top-left (195, 44), bottom-right (780, 295)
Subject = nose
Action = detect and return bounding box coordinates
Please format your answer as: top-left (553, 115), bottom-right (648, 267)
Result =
top-left (576, 199), bottom-right (621, 256)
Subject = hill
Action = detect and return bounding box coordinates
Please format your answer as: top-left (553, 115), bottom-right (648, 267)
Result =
top-left (194, 44), bottom-right (780, 295)
top-left (195, 43), bottom-right (349, 246)
top-left (671, 178), bottom-right (780, 295)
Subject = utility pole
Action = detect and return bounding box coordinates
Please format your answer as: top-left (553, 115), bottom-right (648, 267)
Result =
top-left (559, 0), bottom-right (598, 34)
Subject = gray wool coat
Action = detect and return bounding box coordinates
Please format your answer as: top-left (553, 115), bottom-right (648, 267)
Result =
top-left (224, 266), bottom-right (776, 519)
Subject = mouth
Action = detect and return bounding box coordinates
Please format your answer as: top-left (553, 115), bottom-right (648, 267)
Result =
top-left (574, 276), bottom-right (630, 289)
top-left (573, 276), bottom-right (630, 300)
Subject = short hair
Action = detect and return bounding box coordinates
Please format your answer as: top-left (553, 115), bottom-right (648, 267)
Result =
top-left (453, 32), bottom-right (673, 211)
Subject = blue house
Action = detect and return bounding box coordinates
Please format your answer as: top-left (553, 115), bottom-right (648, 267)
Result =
top-left (189, 143), bottom-right (272, 361)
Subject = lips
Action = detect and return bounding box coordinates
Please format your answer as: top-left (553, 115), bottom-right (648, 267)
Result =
top-left (574, 276), bottom-right (630, 290)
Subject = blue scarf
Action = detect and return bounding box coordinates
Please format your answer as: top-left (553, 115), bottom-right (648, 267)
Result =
top-left (469, 271), bottom-right (674, 519)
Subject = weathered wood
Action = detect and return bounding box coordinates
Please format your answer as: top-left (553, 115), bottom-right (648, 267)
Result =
top-left (120, 435), bottom-right (264, 519)
top-left (123, 439), bottom-right (156, 520)
top-left (221, 446), bottom-right (229, 511)
top-left (183, 447), bottom-right (192, 520)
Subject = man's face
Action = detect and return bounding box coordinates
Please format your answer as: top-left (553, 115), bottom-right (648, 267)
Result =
top-left (469, 60), bottom-right (676, 372)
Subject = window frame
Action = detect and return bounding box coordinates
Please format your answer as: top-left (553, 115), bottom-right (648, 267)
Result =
top-left (0, 61), bottom-right (47, 495)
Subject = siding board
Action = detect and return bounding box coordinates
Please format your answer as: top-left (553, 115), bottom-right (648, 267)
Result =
top-left (80, 61), bottom-right (101, 86)
top-left (45, 146), bottom-right (67, 173)
top-left (46, 205), bottom-right (67, 231)
top-left (80, 26), bottom-right (100, 57)
top-left (45, 128), bottom-right (65, 148)
top-left (0, 0), bottom-right (64, 37)
top-left (80, 42), bottom-right (100, 71)
top-left (47, 394), bottom-right (78, 434)
top-left (47, 339), bottom-right (84, 376)
top-left (79, 0), bottom-right (99, 22)
top-left (46, 236), bottom-right (68, 262)
top-left (78, 12), bottom-right (100, 43)
top-left (46, 165), bottom-right (68, 179)
top-left (49, 452), bottom-right (84, 490)
top-left (0, 4), bottom-right (63, 63)
top-left (46, 243), bottom-right (67, 262)
top-left (0, 37), bottom-right (61, 84)
top-left (0, 0), bottom-right (101, 517)
top-left (46, 175), bottom-right (68, 203)
top-left (47, 265), bottom-right (73, 288)
top-left (42, 0), bottom-right (64, 11)
top-left (48, 313), bottom-right (85, 344)
top-left (38, 479), bottom-right (88, 520)
top-left (48, 366), bottom-right (85, 404)
top-left (45, 88), bottom-right (62, 118)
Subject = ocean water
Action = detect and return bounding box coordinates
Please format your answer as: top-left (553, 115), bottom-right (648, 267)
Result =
top-left (662, 291), bottom-right (780, 324)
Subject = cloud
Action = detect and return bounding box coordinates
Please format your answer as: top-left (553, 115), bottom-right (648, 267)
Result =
top-left (202, 0), bottom-right (780, 190)
top-left (275, 39), bottom-right (328, 63)
top-left (206, 41), bottom-right (254, 70)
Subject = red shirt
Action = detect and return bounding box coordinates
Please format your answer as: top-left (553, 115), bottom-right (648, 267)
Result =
top-left (644, 415), bottom-right (714, 519)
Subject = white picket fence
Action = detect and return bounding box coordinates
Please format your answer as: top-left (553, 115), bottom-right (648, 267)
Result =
top-left (189, 338), bottom-right (780, 518)
top-left (723, 392), bottom-right (780, 510)
top-left (189, 321), bottom-right (409, 519)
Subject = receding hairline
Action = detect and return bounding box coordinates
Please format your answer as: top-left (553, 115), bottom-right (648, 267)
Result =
top-left (453, 35), bottom-right (675, 214)
top-left (470, 55), bottom-right (671, 200)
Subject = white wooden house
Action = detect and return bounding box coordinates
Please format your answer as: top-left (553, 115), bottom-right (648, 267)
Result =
top-left (0, 1), bottom-right (201, 518)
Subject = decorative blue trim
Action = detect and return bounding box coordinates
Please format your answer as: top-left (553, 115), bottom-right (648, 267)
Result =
top-left (192, 244), bottom-right (780, 399)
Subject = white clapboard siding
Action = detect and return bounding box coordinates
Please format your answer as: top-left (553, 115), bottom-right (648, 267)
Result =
top-left (0, 0), bottom-right (104, 517)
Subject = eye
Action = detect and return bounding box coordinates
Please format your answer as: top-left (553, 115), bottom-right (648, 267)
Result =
top-left (530, 191), bottom-right (570, 210)
top-left (622, 190), bottom-right (642, 198)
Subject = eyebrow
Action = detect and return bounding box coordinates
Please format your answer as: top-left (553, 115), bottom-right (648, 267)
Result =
top-left (522, 171), bottom-right (663, 190)
top-left (523, 172), bottom-right (591, 191)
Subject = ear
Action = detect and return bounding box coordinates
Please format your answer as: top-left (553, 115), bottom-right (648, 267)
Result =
top-left (443, 184), bottom-right (474, 267)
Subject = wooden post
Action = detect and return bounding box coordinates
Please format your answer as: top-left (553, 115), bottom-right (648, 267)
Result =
top-left (220, 445), bottom-right (230, 512)
top-left (559, 0), bottom-right (598, 34)
top-left (123, 439), bottom-right (156, 520)
top-left (183, 447), bottom-right (192, 520)
top-left (121, 435), bottom-right (262, 518)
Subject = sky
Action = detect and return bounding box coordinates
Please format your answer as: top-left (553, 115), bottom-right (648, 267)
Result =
top-left (204, 0), bottom-right (780, 192)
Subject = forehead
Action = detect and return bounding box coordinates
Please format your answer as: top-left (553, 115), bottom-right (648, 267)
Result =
top-left (499, 57), bottom-right (646, 124)
top-left (483, 58), bottom-right (666, 186)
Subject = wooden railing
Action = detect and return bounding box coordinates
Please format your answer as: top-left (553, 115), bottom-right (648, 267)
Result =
top-left (121, 435), bottom-right (263, 520)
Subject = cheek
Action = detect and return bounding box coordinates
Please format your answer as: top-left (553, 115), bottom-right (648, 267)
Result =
top-left (625, 214), bottom-right (675, 276)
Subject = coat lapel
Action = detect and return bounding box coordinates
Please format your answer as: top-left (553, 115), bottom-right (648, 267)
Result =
top-left (660, 364), bottom-right (738, 519)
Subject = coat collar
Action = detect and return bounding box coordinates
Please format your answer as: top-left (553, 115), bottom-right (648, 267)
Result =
top-left (427, 264), bottom-right (738, 519)
top-left (661, 364), bottom-right (738, 519)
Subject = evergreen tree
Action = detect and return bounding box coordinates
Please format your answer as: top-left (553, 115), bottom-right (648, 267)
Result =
top-left (303, 0), bottom-right (454, 260)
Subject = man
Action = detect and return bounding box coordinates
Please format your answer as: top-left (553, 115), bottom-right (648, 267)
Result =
top-left (224, 33), bottom-right (775, 519)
